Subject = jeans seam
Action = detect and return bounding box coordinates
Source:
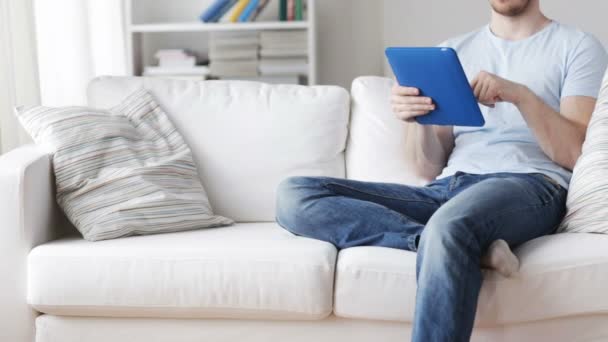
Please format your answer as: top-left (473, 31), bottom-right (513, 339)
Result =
top-left (322, 181), bottom-right (438, 205)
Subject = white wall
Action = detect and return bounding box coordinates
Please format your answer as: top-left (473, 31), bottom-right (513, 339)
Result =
top-left (382, 0), bottom-right (608, 75)
top-left (316, 0), bottom-right (384, 88)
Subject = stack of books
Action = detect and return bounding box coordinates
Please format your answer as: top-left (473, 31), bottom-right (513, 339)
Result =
top-left (200, 0), bottom-right (272, 23)
top-left (259, 30), bottom-right (308, 83)
top-left (143, 49), bottom-right (210, 80)
top-left (209, 32), bottom-right (260, 77)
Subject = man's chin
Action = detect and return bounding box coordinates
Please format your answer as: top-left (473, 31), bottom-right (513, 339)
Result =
top-left (491, 1), bottom-right (531, 17)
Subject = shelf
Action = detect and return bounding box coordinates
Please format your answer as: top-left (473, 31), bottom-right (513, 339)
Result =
top-left (130, 21), bottom-right (309, 33)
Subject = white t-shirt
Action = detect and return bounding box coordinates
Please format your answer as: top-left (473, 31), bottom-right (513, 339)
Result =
top-left (438, 21), bottom-right (608, 188)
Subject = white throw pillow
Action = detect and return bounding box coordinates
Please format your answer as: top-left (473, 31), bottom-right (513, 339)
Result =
top-left (16, 89), bottom-right (233, 241)
top-left (346, 76), bottom-right (426, 186)
top-left (559, 70), bottom-right (608, 233)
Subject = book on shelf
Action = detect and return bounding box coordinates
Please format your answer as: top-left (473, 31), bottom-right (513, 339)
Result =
top-left (260, 30), bottom-right (307, 57)
top-left (238, 0), bottom-right (260, 22)
top-left (154, 49), bottom-right (199, 67)
top-left (296, 0), bottom-right (303, 20)
top-left (145, 49), bottom-right (210, 79)
top-left (210, 60), bottom-right (259, 77)
top-left (229, 0), bottom-right (250, 22)
top-left (279, 0), bottom-right (287, 21)
top-left (287, 0), bottom-right (295, 21)
top-left (209, 32), bottom-right (260, 49)
top-left (260, 49), bottom-right (307, 58)
top-left (212, 0), bottom-right (239, 22)
top-left (143, 66), bottom-right (210, 77)
top-left (220, 4), bottom-right (240, 23)
top-left (209, 37), bottom-right (259, 48)
top-left (260, 30), bottom-right (307, 44)
top-left (155, 49), bottom-right (197, 68)
top-left (209, 47), bottom-right (258, 60)
top-left (259, 57), bottom-right (308, 75)
top-left (200, 0), bottom-right (230, 22)
top-left (250, 0), bottom-right (271, 21)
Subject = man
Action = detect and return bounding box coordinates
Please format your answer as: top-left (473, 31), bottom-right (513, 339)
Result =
top-left (275, 0), bottom-right (608, 341)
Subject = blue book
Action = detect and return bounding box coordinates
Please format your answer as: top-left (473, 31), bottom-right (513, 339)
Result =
top-left (200, 0), bottom-right (231, 22)
top-left (210, 0), bottom-right (238, 22)
top-left (238, 0), bottom-right (260, 22)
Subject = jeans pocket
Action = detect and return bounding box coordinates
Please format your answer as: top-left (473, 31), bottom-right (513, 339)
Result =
top-left (534, 174), bottom-right (566, 201)
top-left (538, 174), bottom-right (562, 189)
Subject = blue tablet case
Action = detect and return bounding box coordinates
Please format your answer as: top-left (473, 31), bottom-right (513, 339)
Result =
top-left (386, 47), bottom-right (485, 127)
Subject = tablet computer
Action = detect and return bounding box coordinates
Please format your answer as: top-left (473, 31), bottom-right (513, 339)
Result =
top-left (386, 47), bottom-right (485, 127)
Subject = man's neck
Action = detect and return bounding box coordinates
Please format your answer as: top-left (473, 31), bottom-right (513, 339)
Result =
top-left (489, 6), bottom-right (551, 41)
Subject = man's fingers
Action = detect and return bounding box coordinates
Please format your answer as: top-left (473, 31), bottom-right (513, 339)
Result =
top-left (470, 77), bottom-right (479, 92)
top-left (473, 79), bottom-right (484, 100)
top-left (394, 109), bottom-right (431, 121)
top-left (479, 80), bottom-right (492, 104)
top-left (392, 104), bottom-right (434, 113)
top-left (392, 85), bottom-right (420, 96)
top-left (408, 104), bottom-right (435, 111)
top-left (391, 102), bottom-right (435, 111)
top-left (391, 95), bottom-right (433, 105)
top-left (392, 106), bottom-right (430, 115)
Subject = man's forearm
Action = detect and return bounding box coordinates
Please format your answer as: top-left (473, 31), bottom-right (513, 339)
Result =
top-left (514, 86), bottom-right (587, 170)
top-left (404, 123), bottom-right (451, 180)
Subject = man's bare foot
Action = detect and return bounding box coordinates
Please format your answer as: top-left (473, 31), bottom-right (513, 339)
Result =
top-left (481, 239), bottom-right (520, 277)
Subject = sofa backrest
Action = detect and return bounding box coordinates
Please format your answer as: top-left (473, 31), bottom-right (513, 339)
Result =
top-left (347, 76), bottom-right (426, 186)
top-left (87, 77), bottom-right (350, 222)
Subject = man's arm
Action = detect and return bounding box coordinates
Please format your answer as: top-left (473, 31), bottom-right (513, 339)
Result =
top-left (517, 92), bottom-right (594, 170)
top-left (392, 85), bottom-right (455, 181)
top-left (472, 34), bottom-right (607, 171)
top-left (471, 71), bottom-right (595, 170)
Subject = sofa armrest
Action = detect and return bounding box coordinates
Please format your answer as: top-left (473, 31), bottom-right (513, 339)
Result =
top-left (0, 145), bottom-right (64, 342)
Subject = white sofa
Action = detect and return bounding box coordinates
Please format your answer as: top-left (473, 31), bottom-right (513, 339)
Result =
top-left (3, 76), bottom-right (608, 342)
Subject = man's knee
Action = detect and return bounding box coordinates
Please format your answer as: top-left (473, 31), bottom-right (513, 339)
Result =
top-left (275, 176), bottom-right (326, 231)
top-left (419, 208), bottom-right (481, 257)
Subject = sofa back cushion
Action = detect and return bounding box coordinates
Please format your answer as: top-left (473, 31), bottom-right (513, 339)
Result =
top-left (347, 76), bottom-right (426, 186)
top-left (88, 77), bottom-right (350, 222)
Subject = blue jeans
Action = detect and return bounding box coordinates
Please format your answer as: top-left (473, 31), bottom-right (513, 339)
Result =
top-left (275, 172), bottom-right (567, 342)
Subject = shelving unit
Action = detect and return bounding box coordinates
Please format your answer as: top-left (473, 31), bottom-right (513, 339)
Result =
top-left (130, 21), bottom-right (310, 33)
top-left (124, 0), bottom-right (317, 85)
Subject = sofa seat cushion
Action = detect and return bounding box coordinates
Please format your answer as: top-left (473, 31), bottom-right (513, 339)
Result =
top-left (334, 233), bottom-right (608, 326)
top-left (28, 223), bottom-right (336, 320)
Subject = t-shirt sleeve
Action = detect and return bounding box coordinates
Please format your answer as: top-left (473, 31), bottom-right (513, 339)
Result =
top-left (561, 34), bottom-right (608, 99)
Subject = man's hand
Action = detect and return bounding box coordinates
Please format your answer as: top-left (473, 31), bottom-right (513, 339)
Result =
top-left (471, 71), bottom-right (528, 107)
top-left (391, 85), bottom-right (435, 123)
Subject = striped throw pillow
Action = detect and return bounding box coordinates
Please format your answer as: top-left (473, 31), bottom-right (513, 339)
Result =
top-left (16, 89), bottom-right (234, 241)
top-left (559, 70), bottom-right (608, 233)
